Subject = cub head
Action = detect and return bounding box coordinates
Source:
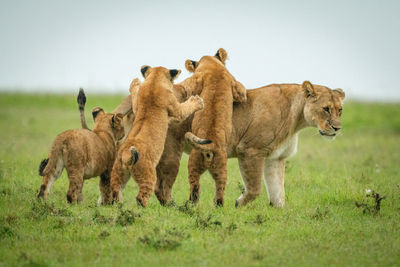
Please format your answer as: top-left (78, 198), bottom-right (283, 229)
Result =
top-left (185, 48), bottom-right (228, 73)
top-left (140, 65), bottom-right (181, 82)
top-left (92, 107), bottom-right (125, 141)
top-left (302, 81), bottom-right (345, 140)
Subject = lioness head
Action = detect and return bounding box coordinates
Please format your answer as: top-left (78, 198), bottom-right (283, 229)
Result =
top-left (92, 107), bottom-right (125, 141)
top-left (302, 81), bottom-right (345, 140)
top-left (140, 65), bottom-right (181, 83)
top-left (185, 48), bottom-right (228, 73)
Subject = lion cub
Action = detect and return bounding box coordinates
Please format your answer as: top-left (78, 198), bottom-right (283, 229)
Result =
top-left (37, 106), bottom-right (124, 204)
top-left (184, 48), bottom-right (247, 206)
top-left (110, 66), bottom-right (205, 207)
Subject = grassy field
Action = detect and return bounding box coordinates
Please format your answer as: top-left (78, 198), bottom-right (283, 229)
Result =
top-left (0, 93), bottom-right (399, 266)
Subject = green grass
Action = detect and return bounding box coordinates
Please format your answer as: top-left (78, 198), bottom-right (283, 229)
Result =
top-left (0, 93), bottom-right (399, 266)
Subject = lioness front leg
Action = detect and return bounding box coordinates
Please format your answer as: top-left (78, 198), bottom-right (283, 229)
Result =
top-left (263, 159), bottom-right (285, 207)
top-left (169, 95), bottom-right (204, 122)
top-left (235, 156), bottom-right (264, 207)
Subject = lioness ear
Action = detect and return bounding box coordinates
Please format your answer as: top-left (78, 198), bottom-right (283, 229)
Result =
top-left (92, 107), bottom-right (104, 121)
top-left (140, 65), bottom-right (151, 78)
top-left (333, 88), bottom-right (345, 100)
top-left (215, 48), bottom-right (228, 64)
top-left (169, 69), bottom-right (181, 81)
top-left (111, 113), bottom-right (123, 127)
top-left (302, 81), bottom-right (316, 98)
top-left (185, 60), bottom-right (197, 73)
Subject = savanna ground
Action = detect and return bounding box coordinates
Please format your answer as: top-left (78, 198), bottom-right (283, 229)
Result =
top-left (0, 93), bottom-right (399, 266)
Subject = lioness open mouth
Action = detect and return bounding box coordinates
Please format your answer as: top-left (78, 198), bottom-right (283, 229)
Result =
top-left (319, 130), bottom-right (336, 137)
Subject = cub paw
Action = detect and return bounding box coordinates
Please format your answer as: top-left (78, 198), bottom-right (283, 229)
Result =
top-left (215, 198), bottom-right (224, 207)
top-left (112, 190), bottom-right (122, 204)
top-left (37, 184), bottom-right (46, 199)
top-left (189, 95), bottom-right (204, 110)
top-left (136, 196), bottom-right (148, 207)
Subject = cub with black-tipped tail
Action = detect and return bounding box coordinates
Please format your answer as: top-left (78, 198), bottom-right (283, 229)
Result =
top-left (184, 48), bottom-right (247, 206)
top-left (37, 97), bottom-right (125, 204)
top-left (110, 66), bottom-right (205, 207)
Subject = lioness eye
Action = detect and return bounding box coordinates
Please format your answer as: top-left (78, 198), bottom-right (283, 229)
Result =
top-left (323, 107), bottom-right (330, 113)
top-left (338, 108), bottom-right (342, 115)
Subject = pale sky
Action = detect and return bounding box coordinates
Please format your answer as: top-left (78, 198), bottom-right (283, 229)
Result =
top-left (1, 0), bottom-right (399, 101)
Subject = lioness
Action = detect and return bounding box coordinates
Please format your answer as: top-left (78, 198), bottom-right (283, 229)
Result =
top-left (183, 48), bottom-right (247, 206)
top-left (37, 104), bottom-right (124, 204)
top-left (114, 80), bottom-right (345, 207)
top-left (110, 66), bottom-right (206, 207)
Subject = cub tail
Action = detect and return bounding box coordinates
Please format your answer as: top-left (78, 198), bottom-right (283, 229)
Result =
top-left (40, 144), bottom-right (63, 177)
top-left (122, 146), bottom-right (139, 166)
top-left (130, 146), bottom-right (139, 165)
top-left (77, 88), bottom-right (89, 130)
top-left (38, 158), bottom-right (49, 176)
top-left (185, 132), bottom-right (212, 149)
top-left (185, 132), bottom-right (214, 166)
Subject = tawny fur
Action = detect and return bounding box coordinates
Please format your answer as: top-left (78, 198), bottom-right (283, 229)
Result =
top-left (183, 48), bottom-right (247, 206)
top-left (113, 80), bottom-right (345, 207)
top-left (37, 107), bottom-right (124, 204)
top-left (110, 66), bottom-right (205, 207)
top-left (111, 74), bottom-right (243, 205)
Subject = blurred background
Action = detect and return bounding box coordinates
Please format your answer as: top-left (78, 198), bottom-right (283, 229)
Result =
top-left (0, 0), bottom-right (399, 101)
top-left (1, 2), bottom-right (400, 265)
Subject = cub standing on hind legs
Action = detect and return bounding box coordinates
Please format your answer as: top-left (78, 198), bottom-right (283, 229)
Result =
top-left (37, 90), bottom-right (125, 204)
top-left (110, 66), bottom-right (206, 207)
top-left (184, 48), bottom-right (247, 206)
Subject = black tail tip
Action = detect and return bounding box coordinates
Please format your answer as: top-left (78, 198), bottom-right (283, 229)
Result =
top-left (77, 88), bottom-right (86, 108)
top-left (38, 158), bottom-right (49, 176)
top-left (130, 149), bottom-right (139, 165)
top-left (199, 139), bottom-right (212, 145)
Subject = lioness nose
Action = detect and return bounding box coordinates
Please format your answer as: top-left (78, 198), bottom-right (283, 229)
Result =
top-left (332, 126), bottom-right (341, 132)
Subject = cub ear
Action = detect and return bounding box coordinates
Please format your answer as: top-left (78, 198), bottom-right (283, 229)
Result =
top-left (333, 88), bottom-right (345, 100)
top-left (302, 81), bottom-right (316, 98)
top-left (129, 78), bottom-right (141, 95)
top-left (92, 107), bottom-right (104, 121)
top-left (111, 113), bottom-right (123, 127)
top-left (169, 69), bottom-right (181, 81)
top-left (185, 60), bottom-right (197, 73)
top-left (215, 48), bottom-right (228, 64)
top-left (140, 65), bottom-right (151, 78)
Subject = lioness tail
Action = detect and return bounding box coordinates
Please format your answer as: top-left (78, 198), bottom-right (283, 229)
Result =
top-left (77, 88), bottom-right (89, 130)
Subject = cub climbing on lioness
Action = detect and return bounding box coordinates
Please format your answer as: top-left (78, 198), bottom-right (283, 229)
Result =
top-left (37, 92), bottom-right (125, 204)
top-left (184, 48), bottom-right (247, 206)
top-left (110, 66), bottom-right (206, 207)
